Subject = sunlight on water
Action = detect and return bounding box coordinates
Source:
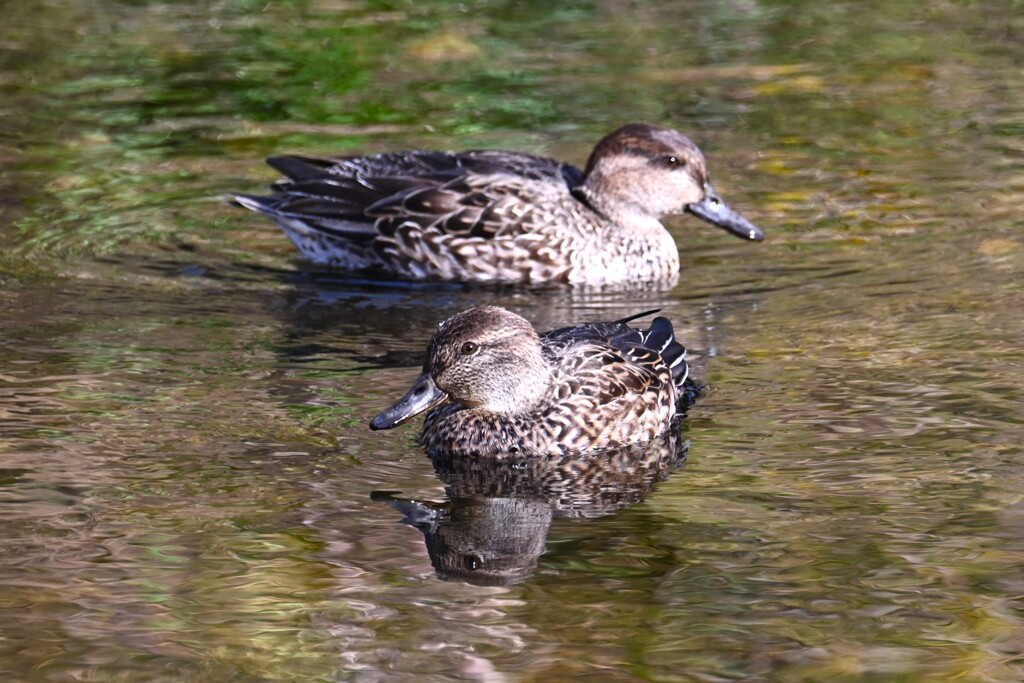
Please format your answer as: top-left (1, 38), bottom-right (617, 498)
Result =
top-left (1, 0), bottom-right (1022, 681)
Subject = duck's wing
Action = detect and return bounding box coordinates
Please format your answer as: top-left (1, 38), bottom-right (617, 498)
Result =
top-left (543, 338), bottom-right (660, 412)
top-left (544, 315), bottom-right (689, 393)
top-left (234, 149), bottom-right (584, 242)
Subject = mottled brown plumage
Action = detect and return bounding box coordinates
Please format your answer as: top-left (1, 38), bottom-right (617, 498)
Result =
top-left (369, 306), bottom-right (697, 456)
top-left (232, 124), bottom-right (763, 284)
top-left (374, 429), bottom-right (689, 585)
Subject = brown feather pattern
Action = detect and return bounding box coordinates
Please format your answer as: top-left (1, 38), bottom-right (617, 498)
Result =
top-left (373, 306), bottom-right (696, 456)
top-left (232, 124), bottom-right (764, 284)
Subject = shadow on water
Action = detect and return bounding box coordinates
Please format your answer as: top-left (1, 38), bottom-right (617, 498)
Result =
top-left (373, 425), bottom-right (691, 586)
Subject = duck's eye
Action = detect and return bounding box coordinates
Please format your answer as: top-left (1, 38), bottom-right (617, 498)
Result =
top-left (460, 341), bottom-right (479, 356)
top-left (665, 155), bottom-right (684, 168)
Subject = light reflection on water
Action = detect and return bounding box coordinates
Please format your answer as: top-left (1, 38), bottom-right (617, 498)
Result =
top-left (1, 0), bottom-right (1023, 680)
top-left (2, 244), bottom-right (1021, 679)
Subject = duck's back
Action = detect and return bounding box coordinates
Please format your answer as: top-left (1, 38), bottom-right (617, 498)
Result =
top-left (244, 149), bottom-right (583, 240)
top-left (274, 149), bottom-right (582, 186)
top-left (233, 148), bottom-right (593, 280)
top-left (474, 316), bottom-right (685, 453)
top-left (544, 313), bottom-right (688, 405)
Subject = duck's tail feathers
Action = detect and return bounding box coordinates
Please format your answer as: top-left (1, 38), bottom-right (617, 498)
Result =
top-left (614, 308), bottom-right (661, 325)
top-left (643, 317), bottom-right (689, 388)
top-left (266, 155), bottom-right (337, 182)
top-left (229, 191), bottom-right (381, 243)
top-left (230, 193), bottom-right (279, 216)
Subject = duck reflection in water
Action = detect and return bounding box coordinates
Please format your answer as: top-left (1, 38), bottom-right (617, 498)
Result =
top-left (373, 430), bottom-right (689, 586)
top-left (370, 306), bottom-right (699, 584)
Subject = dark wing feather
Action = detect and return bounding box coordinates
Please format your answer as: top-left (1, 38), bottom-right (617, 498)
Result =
top-left (266, 155), bottom-right (341, 183)
top-left (240, 149), bottom-right (583, 243)
top-left (544, 314), bottom-right (689, 399)
top-left (545, 341), bottom-right (656, 408)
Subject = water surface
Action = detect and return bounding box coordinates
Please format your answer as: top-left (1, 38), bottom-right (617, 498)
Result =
top-left (1, 1), bottom-right (1023, 681)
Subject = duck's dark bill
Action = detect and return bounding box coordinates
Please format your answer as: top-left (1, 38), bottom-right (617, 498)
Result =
top-left (369, 372), bottom-right (448, 430)
top-left (687, 187), bottom-right (764, 242)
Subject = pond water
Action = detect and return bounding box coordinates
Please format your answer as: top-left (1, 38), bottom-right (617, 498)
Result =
top-left (2, 0), bottom-right (1023, 681)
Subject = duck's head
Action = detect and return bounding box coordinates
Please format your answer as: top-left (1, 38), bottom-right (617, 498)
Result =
top-left (576, 123), bottom-right (764, 242)
top-left (370, 306), bottom-right (552, 431)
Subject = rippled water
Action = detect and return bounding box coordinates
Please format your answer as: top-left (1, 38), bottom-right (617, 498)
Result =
top-left (2, 1), bottom-right (1023, 681)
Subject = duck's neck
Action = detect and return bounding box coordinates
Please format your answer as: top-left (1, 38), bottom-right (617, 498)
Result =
top-left (570, 184), bottom-right (610, 221)
top-left (576, 159), bottom-right (673, 222)
top-left (481, 350), bottom-right (552, 416)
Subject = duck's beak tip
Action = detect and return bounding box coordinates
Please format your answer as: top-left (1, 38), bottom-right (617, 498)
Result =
top-left (687, 187), bottom-right (764, 242)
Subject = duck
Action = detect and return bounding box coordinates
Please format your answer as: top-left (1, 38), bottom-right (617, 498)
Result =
top-left (232, 124), bottom-right (763, 285)
top-left (369, 306), bottom-right (698, 456)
